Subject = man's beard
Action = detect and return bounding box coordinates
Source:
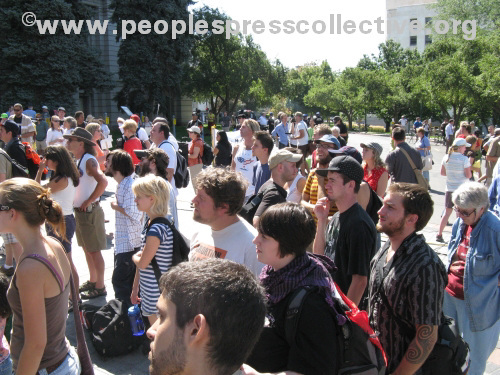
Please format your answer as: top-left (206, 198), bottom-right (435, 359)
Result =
top-left (138, 163), bottom-right (151, 177)
top-left (149, 329), bottom-right (186, 375)
top-left (376, 216), bottom-right (406, 237)
top-left (318, 154), bottom-right (332, 167)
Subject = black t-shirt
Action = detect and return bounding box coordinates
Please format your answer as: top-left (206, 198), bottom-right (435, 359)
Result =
top-left (255, 180), bottom-right (287, 218)
top-left (5, 139), bottom-right (27, 168)
top-left (247, 291), bottom-right (337, 374)
top-left (187, 119), bottom-right (203, 128)
top-left (338, 136), bottom-right (347, 147)
top-left (214, 141), bottom-right (232, 167)
top-left (12, 116), bottom-right (22, 125)
top-left (324, 203), bottom-right (377, 296)
top-left (314, 116), bottom-right (323, 125)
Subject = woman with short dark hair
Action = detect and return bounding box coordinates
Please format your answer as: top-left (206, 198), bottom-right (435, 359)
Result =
top-left (245, 203), bottom-right (339, 374)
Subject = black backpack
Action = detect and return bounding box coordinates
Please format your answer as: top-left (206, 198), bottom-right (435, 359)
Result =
top-left (365, 183), bottom-right (383, 225)
top-left (238, 184), bottom-right (285, 224)
top-left (146, 217), bottom-right (189, 285)
top-left (160, 141), bottom-right (189, 189)
top-left (86, 299), bottom-right (146, 357)
top-left (201, 142), bottom-right (214, 166)
top-left (0, 149), bottom-right (29, 178)
top-left (285, 286), bottom-right (387, 375)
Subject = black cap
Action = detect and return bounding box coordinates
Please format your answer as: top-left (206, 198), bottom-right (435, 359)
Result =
top-left (316, 155), bottom-right (363, 184)
top-left (1, 120), bottom-right (20, 136)
top-left (329, 146), bottom-right (363, 164)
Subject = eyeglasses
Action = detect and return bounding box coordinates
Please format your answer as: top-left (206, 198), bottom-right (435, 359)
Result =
top-left (454, 207), bottom-right (476, 217)
top-left (0, 205), bottom-right (10, 211)
top-left (316, 143), bottom-right (331, 149)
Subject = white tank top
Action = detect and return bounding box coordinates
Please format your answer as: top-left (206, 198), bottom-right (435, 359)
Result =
top-left (234, 142), bottom-right (257, 197)
top-left (73, 153), bottom-right (98, 207)
top-left (286, 173), bottom-right (306, 203)
top-left (50, 177), bottom-right (76, 215)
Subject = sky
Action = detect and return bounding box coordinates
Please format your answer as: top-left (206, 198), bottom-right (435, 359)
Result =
top-left (190, 0), bottom-right (388, 72)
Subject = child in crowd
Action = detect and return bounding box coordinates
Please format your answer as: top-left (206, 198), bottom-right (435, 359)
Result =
top-left (131, 175), bottom-right (173, 325)
top-left (0, 274), bottom-right (11, 375)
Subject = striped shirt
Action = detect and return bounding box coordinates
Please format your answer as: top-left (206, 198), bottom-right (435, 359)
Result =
top-left (303, 171), bottom-right (338, 222)
top-left (115, 175), bottom-right (143, 254)
top-left (441, 153), bottom-right (471, 192)
top-left (139, 222), bottom-right (173, 316)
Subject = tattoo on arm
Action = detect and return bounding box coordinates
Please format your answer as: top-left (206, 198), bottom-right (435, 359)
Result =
top-left (405, 325), bottom-right (436, 365)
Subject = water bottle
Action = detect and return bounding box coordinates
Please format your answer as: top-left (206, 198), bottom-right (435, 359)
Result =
top-left (128, 304), bottom-right (145, 336)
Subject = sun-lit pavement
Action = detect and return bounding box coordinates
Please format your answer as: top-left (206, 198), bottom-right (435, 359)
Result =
top-left (1, 130), bottom-right (498, 374)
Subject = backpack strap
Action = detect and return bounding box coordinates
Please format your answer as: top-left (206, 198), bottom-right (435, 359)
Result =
top-left (146, 217), bottom-right (172, 287)
top-left (399, 148), bottom-right (419, 173)
top-left (284, 286), bottom-right (317, 347)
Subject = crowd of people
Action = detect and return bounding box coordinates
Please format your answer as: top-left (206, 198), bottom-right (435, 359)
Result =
top-left (0, 104), bottom-right (497, 375)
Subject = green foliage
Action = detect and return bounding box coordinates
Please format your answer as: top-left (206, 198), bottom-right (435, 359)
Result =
top-left (110, 0), bottom-right (193, 119)
top-left (0, 0), bottom-right (110, 111)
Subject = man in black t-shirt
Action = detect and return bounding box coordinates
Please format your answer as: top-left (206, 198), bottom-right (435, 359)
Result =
top-left (313, 156), bottom-right (377, 307)
top-left (253, 150), bottom-right (302, 227)
top-left (187, 112), bottom-right (203, 138)
top-left (314, 111), bottom-right (323, 125)
top-left (333, 115), bottom-right (348, 143)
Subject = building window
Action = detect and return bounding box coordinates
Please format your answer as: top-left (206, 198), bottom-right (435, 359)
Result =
top-left (425, 35), bottom-right (432, 45)
top-left (425, 17), bottom-right (433, 25)
top-left (410, 36), bottom-right (417, 46)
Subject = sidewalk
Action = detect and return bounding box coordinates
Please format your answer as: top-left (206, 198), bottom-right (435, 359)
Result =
top-left (1, 131), bottom-right (498, 374)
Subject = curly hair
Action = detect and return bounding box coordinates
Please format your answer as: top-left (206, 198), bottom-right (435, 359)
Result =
top-left (195, 168), bottom-right (248, 215)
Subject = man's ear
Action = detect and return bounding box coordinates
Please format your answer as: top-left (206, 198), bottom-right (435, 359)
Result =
top-left (216, 202), bottom-right (230, 215)
top-left (185, 314), bottom-right (209, 346)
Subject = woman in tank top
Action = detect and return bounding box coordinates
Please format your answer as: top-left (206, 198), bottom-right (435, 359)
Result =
top-left (284, 148), bottom-right (306, 203)
top-left (36, 145), bottom-right (81, 306)
top-left (1, 178), bottom-right (80, 374)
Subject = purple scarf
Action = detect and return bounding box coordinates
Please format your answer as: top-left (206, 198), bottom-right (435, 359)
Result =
top-left (260, 253), bottom-right (347, 325)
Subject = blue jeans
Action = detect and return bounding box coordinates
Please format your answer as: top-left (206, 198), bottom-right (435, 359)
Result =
top-left (422, 170), bottom-right (429, 182)
top-left (37, 346), bottom-right (80, 375)
top-left (444, 292), bottom-right (500, 375)
top-left (0, 354), bottom-right (12, 375)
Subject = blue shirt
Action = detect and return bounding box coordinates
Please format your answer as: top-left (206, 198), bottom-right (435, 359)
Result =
top-left (415, 136), bottom-right (430, 157)
top-left (447, 211), bottom-right (500, 332)
top-left (413, 121), bottom-right (422, 130)
top-left (488, 175), bottom-right (500, 217)
top-left (272, 122), bottom-right (289, 145)
top-left (252, 163), bottom-right (271, 193)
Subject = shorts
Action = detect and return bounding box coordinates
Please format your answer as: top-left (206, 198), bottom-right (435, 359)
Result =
top-left (35, 140), bottom-right (47, 151)
top-left (46, 214), bottom-right (76, 253)
top-left (37, 346), bottom-right (80, 375)
top-left (75, 205), bottom-right (107, 252)
top-left (445, 191), bottom-right (454, 209)
top-left (0, 233), bottom-right (17, 244)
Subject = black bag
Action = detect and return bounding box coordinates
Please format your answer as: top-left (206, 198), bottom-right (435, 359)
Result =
top-left (238, 184), bottom-right (282, 224)
top-left (146, 217), bottom-right (190, 285)
top-left (365, 183), bottom-right (383, 225)
top-left (285, 286), bottom-right (387, 375)
top-left (88, 299), bottom-right (146, 357)
top-left (0, 149), bottom-right (29, 178)
top-left (201, 142), bottom-right (214, 166)
top-left (160, 141), bottom-right (189, 189)
top-left (378, 280), bottom-right (470, 375)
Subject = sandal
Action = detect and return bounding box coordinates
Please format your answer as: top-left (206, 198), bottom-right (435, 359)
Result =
top-left (436, 234), bottom-right (445, 243)
top-left (80, 286), bottom-right (107, 300)
top-left (79, 280), bottom-right (96, 293)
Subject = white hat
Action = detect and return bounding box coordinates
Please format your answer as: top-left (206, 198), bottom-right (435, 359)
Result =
top-left (187, 125), bottom-right (201, 134)
top-left (452, 138), bottom-right (471, 147)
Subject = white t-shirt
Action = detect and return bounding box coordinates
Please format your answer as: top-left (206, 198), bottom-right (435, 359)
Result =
top-left (158, 140), bottom-right (178, 196)
top-left (46, 128), bottom-right (64, 145)
top-left (189, 219), bottom-right (264, 278)
top-left (137, 127), bottom-right (149, 142)
top-left (168, 134), bottom-right (179, 151)
top-left (290, 121), bottom-right (308, 146)
top-left (233, 143), bottom-right (257, 197)
top-left (441, 153), bottom-right (471, 192)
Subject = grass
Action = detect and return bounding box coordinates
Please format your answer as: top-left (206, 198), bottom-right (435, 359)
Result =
top-left (351, 124), bottom-right (388, 134)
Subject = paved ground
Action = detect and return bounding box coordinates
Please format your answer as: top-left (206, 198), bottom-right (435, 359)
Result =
top-left (1, 131), bottom-right (499, 374)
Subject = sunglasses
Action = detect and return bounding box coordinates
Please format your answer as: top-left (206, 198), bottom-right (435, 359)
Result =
top-left (0, 205), bottom-right (10, 211)
top-left (454, 207), bottom-right (476, 217)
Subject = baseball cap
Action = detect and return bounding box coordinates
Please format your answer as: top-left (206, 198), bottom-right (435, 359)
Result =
top-left (316, 155), bottom-right (364, 184)
top-left (0, 113), bottom-right (7, 119)
top-left (192, 112), bottom-right (197, 116)
top-left (42, 105), bottom-right (48, 110)
top-left (237, 112), bottom-right (247, 119)
top-left (452, 138), bottom-right (471, 147)
top-left (130, 114), bottom-right (140, 124)
top-left (187, 125), bottom-right (201, 134)
top-left (58, 107), bottom-right (65, 112)
top-left (268, 149), bottom-right (303, 170)
top-left (315, 134), bottom-right (341, 150)
top-left (360, 142), bottom-right (383, 156)
top-left (329, 146), bottom-right (362, 164)
top-left (133, 149), bottom-right (150, 159)
top-left (1, 120), bottom-right (20, 136)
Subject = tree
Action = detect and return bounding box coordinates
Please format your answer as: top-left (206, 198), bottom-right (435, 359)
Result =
top-left (432, 0), bottom-right (500, 29)
top-left (111, 0), bottom-right (193, 120)
top-left (185, 6), bottom-right (272, 118)
top-left (285, 61), bottom-right (334, 114)
top-left (0, 0), bottom-right (110, 111)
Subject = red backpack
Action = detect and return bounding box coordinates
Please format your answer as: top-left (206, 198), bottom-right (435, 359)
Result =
top-left (22, 142), bottom-right (47, 179)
